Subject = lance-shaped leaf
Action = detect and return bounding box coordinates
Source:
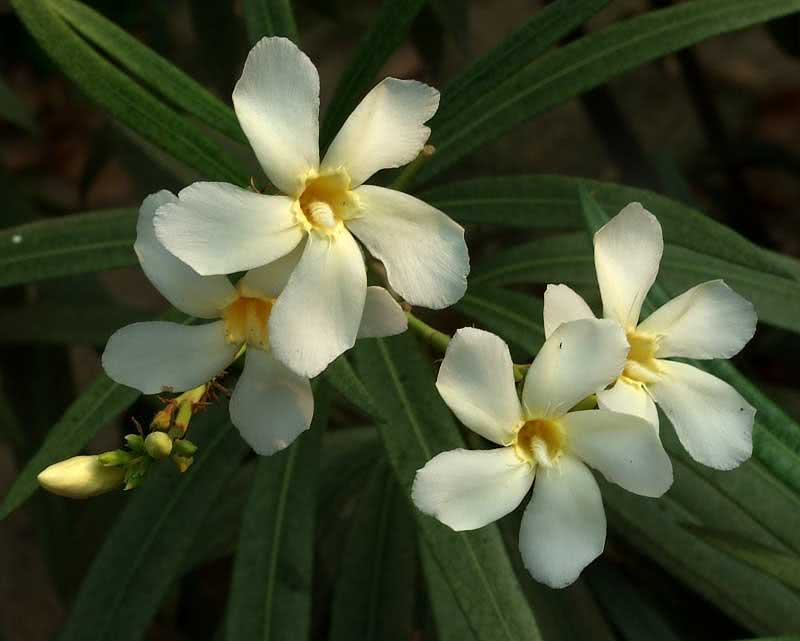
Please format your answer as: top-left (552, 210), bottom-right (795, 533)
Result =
top-left (242, 0), bottom-right (299, 44)
top-left (225, 385), bottom-right (329, 641)
top-left (12, 0), bottom-right (248, 184)
top-left (354, 333), bottom-right (544, 641)
top-left (417, 0), bottom-right (800, 183)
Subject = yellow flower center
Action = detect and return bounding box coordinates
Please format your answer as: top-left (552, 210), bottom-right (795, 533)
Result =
top-left (294, 169), bottom-right (361, 237)
top-left (222, 294), bottom-right (275, 350)
top-left (622, 329), bottom-right (661, 383)
top-left (513, 419), bottom-right (565, 467)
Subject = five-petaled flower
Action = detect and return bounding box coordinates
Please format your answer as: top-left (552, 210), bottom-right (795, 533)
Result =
top-left (411, 322), bottom-right (673, 588)
top-left (102, 191), bottom-right (407, 455)
top-left (543, 203), bottom-right (758, 470)
top-left (153, 36), bottom-right (469, 378)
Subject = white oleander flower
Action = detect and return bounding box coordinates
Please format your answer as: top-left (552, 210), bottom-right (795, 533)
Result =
top-left (412, 322), bottom-right (672, 588)
top-left (153, 36), bottom-right (469, 378)
top-left (102, 191), bottom-right (407, 455)
top-left (543, 203), bottom-right (757, 470)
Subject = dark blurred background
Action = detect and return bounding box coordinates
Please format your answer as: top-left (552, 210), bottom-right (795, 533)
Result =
top-left (2, 1), bottom-right (800, 639)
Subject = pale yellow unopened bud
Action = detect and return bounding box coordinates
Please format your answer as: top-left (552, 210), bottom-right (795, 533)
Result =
top-left (37, 455), bottom-right (125, 499)
top-left (145, 431), bottom-right (173, 459)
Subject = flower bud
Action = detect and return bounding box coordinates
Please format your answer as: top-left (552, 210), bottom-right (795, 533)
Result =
top-left (172, 439), bottom-right (197, 457)
top-left (37, 456), bottom-right (125, 499)
top-left (145, 431), bottom-right (173, 459)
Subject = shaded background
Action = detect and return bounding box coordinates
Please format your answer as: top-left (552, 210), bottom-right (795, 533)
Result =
top-left (1, 0), bottom-right (800, 639)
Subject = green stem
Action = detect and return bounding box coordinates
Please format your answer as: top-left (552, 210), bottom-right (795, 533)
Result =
top-left (390, 144), bottom-right (435, 192)
top-left (406, 312), bottom-right (529, 381)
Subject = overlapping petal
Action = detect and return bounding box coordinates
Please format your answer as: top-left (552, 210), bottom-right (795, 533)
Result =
top-left (238, 241), bottom-right (305, 300)
top-left (102, 321), bottom-right (237, 395)
top-left (230, 348), bottom-right (314, 455)
top-left (348, 186), bottom-right (468, 309)
top-left (597, 378), bottom-right (659, 429)
top-left (594, 203), bottom-right (663, 329)
top-left (543, 284), bottom-right (595, 338)
top-left (638, 280), bottom-right (757, 359)
top-left (269, 230), bottom-right (367, 377)
top-left (412, 447), bottom-right (533, 531)
top-left (518, 455), bottom-right (605, 589)
top-left (436, 328), bottom-right (523, 445)
top-left (648, 360), bottom-right (754, 470)
top-left (562, 409), bottom-right (672, 497)
top-left (154, 182), bottom-right (302, 275)
top-left (356, 286), bottom-right (408, 339)
top-left (322, 78), bottom-right (439, 187)
top-left (522, 319), bottom-right (628, 419)
top-left (135, 191), bottom-right (236, 318)
top-left (232, 36), bottom-right (320, 196)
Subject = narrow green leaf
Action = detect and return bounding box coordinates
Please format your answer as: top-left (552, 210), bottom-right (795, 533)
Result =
top-left (57, 410), bottom-right (249, 641)
top-left (685, 525), bottom-right (800, 592)
top-left (0, 209), bottom-right (137, 288)
top-left (242, 0), bottom-right (299, 44)
top-left (12, 0), bottom-right (247, 184)
top-left (0, 74), bottom-right (37, 133)
top-left (329, 463), bottom-right (416, 641)
top-left (0, 374), bottom-right (138, 520)
top-left (0, 303), bottom-right (149, 346)
top-left (48, 0), bottom-right (245, 143)
top-left (455, 287), bottom-right (544, 356)
top-left (225, 386), bottom-right (329, 641)
top-left (354, 333), bottom-right (543, 641)
top-left (437, 0), bottom-right (608, 125)
top-left (319, 0), bottom-right (428, 148)
top-left (418, 0), bottom-right (800, 182)
top-left (322, 355), bottom-right (382, 420)
top-left (420, 542), bottom-right (478, 641)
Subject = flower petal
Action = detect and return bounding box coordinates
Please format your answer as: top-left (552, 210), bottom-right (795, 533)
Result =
top-left (232, 36), bottom-right (319, 196)
top-left (135, 191), bottom-right (236, 318)
top-left (357, 286), bottom-right (408, 338)
top-left (411, 446), bottom-right (533, 531)
top-left (348, 186), bottom-right (468, 309)
top-left (648, 360), bottom-right (754, 470)
top-left (543, 284), bottom-right (595, 339)
top-left (594, 203), bottom-right (663, 329)
top-left (154, 182), bottom-right (302, 276)
top-left (230, 348), bottom-right (314, 455)
top-left (322, 78), bottom-right (439, 187)
top-left (102, 321), bottom-right (237, 394)
top-left (522, 319), bottom-right (628, 419)
top-left (597, 378), bottom-right (659, 429)
top-left (518, 455), bottom-right (605, 588)
top-left (637, 280), bottom-right (757, 359)
top-left (238, 240), bottom-right (305, 299)
top-left (436, 328), bottom-right (523, 445)
top-left (269, 229), bottom-right (367, 377)
top-left (562, 409), bottom-right (672, 497)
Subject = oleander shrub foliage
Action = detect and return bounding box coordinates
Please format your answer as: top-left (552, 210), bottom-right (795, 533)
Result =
top-left (3, 1), bottom-right (800, 640)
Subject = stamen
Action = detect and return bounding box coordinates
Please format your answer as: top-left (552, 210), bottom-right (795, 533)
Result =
top-left (514, 419), bottom-right (565, 467)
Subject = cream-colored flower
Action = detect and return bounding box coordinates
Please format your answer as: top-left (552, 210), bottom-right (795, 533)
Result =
top-left (412, 323), bottom-right (672, 588)
top-left (102, 191), bottom-right (406, 455)
top-left (153, 37), bottom-right (468, 378)
top-left (543, 203), bottom-right (757, 470)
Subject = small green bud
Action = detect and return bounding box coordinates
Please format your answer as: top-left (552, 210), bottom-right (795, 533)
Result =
top-left (38, 455), bottom-right (125, 499)
top-left (125, 434), bottom-right (145, 453)
top-left (172, 439), bottom-right (197, 457)
top-left (98, 449), bottom-right (133, 467)
top-left (145, 431), bottom-right (173, 459)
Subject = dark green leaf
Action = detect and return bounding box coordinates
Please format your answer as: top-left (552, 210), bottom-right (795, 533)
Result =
top-left (242, 0), bottom-right (299, 44)
top-left (329, 463), bottom-right (416, 641)
top-left (225, 386), bottom-right (329, 641)
top-left (0, 209), bottom-right (137, 288)
top-left (354, 333), bottom-right (543, 641)
top-left (0, 74), bottom-right (37, 133)
top-left (48, 0), bottom-right (245, 143)
top-left (57, 409), bottom-right (249, 641)
top-left (322, 355), bottom-right (382, 420)
top-left (319, 0), bottom-right (428, 149)
top-left (418, 0), bottom-right (800, 182)
top-left (12, 0), bottom-right (248, 184)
